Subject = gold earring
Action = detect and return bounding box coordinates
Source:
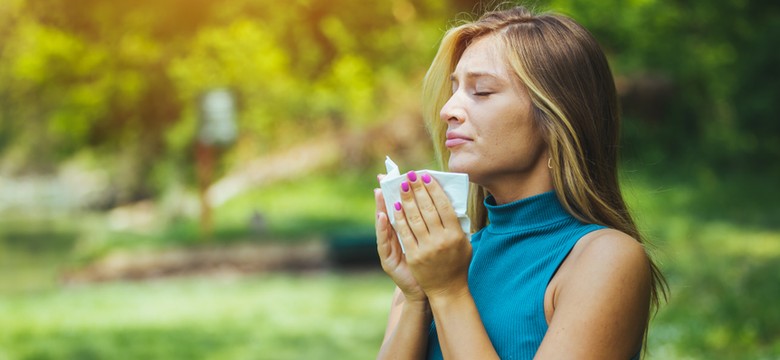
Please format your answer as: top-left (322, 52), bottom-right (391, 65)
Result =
top-left (547, 157), bottom-right (553, 169)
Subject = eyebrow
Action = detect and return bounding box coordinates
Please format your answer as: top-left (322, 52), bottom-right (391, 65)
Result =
top-left (449, 71), bottom-right (503, 82)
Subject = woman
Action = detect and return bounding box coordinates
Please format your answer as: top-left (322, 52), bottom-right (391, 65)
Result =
top-left (374, 5), bottom-right (666, 360)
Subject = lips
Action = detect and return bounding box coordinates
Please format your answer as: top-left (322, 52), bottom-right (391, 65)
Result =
top-left (445, 132), bottom-right (472, 148)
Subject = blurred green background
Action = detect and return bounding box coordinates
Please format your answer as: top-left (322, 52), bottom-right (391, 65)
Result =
top-left (0, 0), bottom-right (778, 359)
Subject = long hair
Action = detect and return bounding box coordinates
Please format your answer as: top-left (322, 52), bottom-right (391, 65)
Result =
top-left (422, 5), bottom-right (667, 352)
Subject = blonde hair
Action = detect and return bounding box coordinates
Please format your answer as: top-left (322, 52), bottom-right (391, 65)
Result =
top-left (422, 5), bottom-right (667, 352)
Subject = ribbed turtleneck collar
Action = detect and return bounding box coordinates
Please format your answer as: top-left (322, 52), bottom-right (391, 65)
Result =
top-left (484, 191), bottom-right (571, 233)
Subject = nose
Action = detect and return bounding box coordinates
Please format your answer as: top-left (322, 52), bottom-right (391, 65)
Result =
top-left (439, 93), bottom-right (466, 124)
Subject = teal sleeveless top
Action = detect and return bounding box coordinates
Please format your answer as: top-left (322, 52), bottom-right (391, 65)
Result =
top-left (425, 191), bottom-right (611, 359)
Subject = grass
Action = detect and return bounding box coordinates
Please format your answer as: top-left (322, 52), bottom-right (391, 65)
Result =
top-left (0, 272), bottom-right (395, 360)
top-left (213, 169), bottom-right (378, 238)
top-left (1, 164), bottom-right (779, 359)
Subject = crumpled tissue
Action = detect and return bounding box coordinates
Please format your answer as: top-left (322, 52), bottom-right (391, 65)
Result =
top-left (379, 156), bottom-right (470, 251)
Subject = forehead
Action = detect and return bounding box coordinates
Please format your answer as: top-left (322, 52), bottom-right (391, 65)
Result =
top-left (454, 35), bottom-right (509, 77)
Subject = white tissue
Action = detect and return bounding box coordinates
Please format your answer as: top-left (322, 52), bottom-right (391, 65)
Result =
top-left (379, 156), bottom-right (470, 251)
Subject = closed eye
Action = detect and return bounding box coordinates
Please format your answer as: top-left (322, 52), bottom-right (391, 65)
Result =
top-left (474, 92), bottom-right (493, 97)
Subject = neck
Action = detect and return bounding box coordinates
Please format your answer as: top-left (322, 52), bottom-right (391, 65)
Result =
top-left (481, 162), bottom-right (553, 205)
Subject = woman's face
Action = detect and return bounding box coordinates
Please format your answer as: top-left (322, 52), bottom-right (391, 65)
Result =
top-left (441, 35), bottom-right (547, 190)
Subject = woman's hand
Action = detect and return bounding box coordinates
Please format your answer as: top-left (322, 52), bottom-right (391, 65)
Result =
top-left (393, 171), bottom-right (472, 300)
top-left (375, 176), bottom-right (426, 303)
top-left (380, 171), bottom-right (497, 360)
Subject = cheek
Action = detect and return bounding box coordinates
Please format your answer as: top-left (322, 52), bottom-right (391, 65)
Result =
top-left (489, 120), bottom-right (543, 159)
top-left (486, 123), bottom-right (521, 150)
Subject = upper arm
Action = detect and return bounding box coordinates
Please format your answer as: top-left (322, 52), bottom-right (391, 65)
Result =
top-left (536, 229), bottom-right (652, 359)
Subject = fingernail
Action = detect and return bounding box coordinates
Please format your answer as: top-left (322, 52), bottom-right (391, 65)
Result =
top-left (394, 202), bottom-right (402, 211)
top-left (401, 181), bottom-right (410, 192)
top-left (407, 171), bottom-right (417, 182)
top-left (376, 174), bottom-right (382, 183)
top-left (422, 173), bottom-right (432, 184)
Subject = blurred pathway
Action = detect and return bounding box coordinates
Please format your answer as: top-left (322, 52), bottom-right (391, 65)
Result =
top-left (207, 136), bottom-right (341, 207)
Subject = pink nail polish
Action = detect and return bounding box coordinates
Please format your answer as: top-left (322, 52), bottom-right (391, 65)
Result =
top-left (407, 171), bottom-right (417, 182)
top-left (401, 181), bottom-right (410, 192)
top-left (422, 173), bottom-right (432, 184)
top-left (394, 202), bottom-right (402, 211)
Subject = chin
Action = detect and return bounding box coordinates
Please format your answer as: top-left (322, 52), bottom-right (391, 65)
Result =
top-left (447, 156), bottom-right (476, 176)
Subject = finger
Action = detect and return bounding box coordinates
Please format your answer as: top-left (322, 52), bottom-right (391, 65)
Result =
top-left (374, 187), bottom-right (399, 247)
top-left (376, 210), bottom-right (401, 260)
top-left (375, 189), bottom-right (397, 258)
top-left (375, 210), bottom-right (389, 259)
top-left (406, 171), bottom-right (444, 232)
top-left (375, 188), bottom-right (393, 241)
top-left (393, 201), bottom-right (419, 253)
top-left (399, 174), bottom-right (430, 239)
top-left (375, 187), bottom-right (388, 214)
top-left (420, 173), bottom-right (462, 230)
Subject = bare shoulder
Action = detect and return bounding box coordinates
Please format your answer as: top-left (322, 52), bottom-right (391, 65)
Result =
top-left (539, 229), bottom-right (652, 358)
top-left (551, 228), bottom-right (651, 303)
top-left (562, 228), bottom-right (652, 295)
top-left (575, 228), bottom-right (650, 271)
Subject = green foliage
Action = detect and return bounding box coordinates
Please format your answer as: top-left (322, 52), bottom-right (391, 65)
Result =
top-left (620, 165), bottom-right (780, 358)
top-left (1, 0), bottom-right (778, 189)
top-left (546, 0), bottom-right (780, 165)
top-left (0, 0), bottom-right (450, 200)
